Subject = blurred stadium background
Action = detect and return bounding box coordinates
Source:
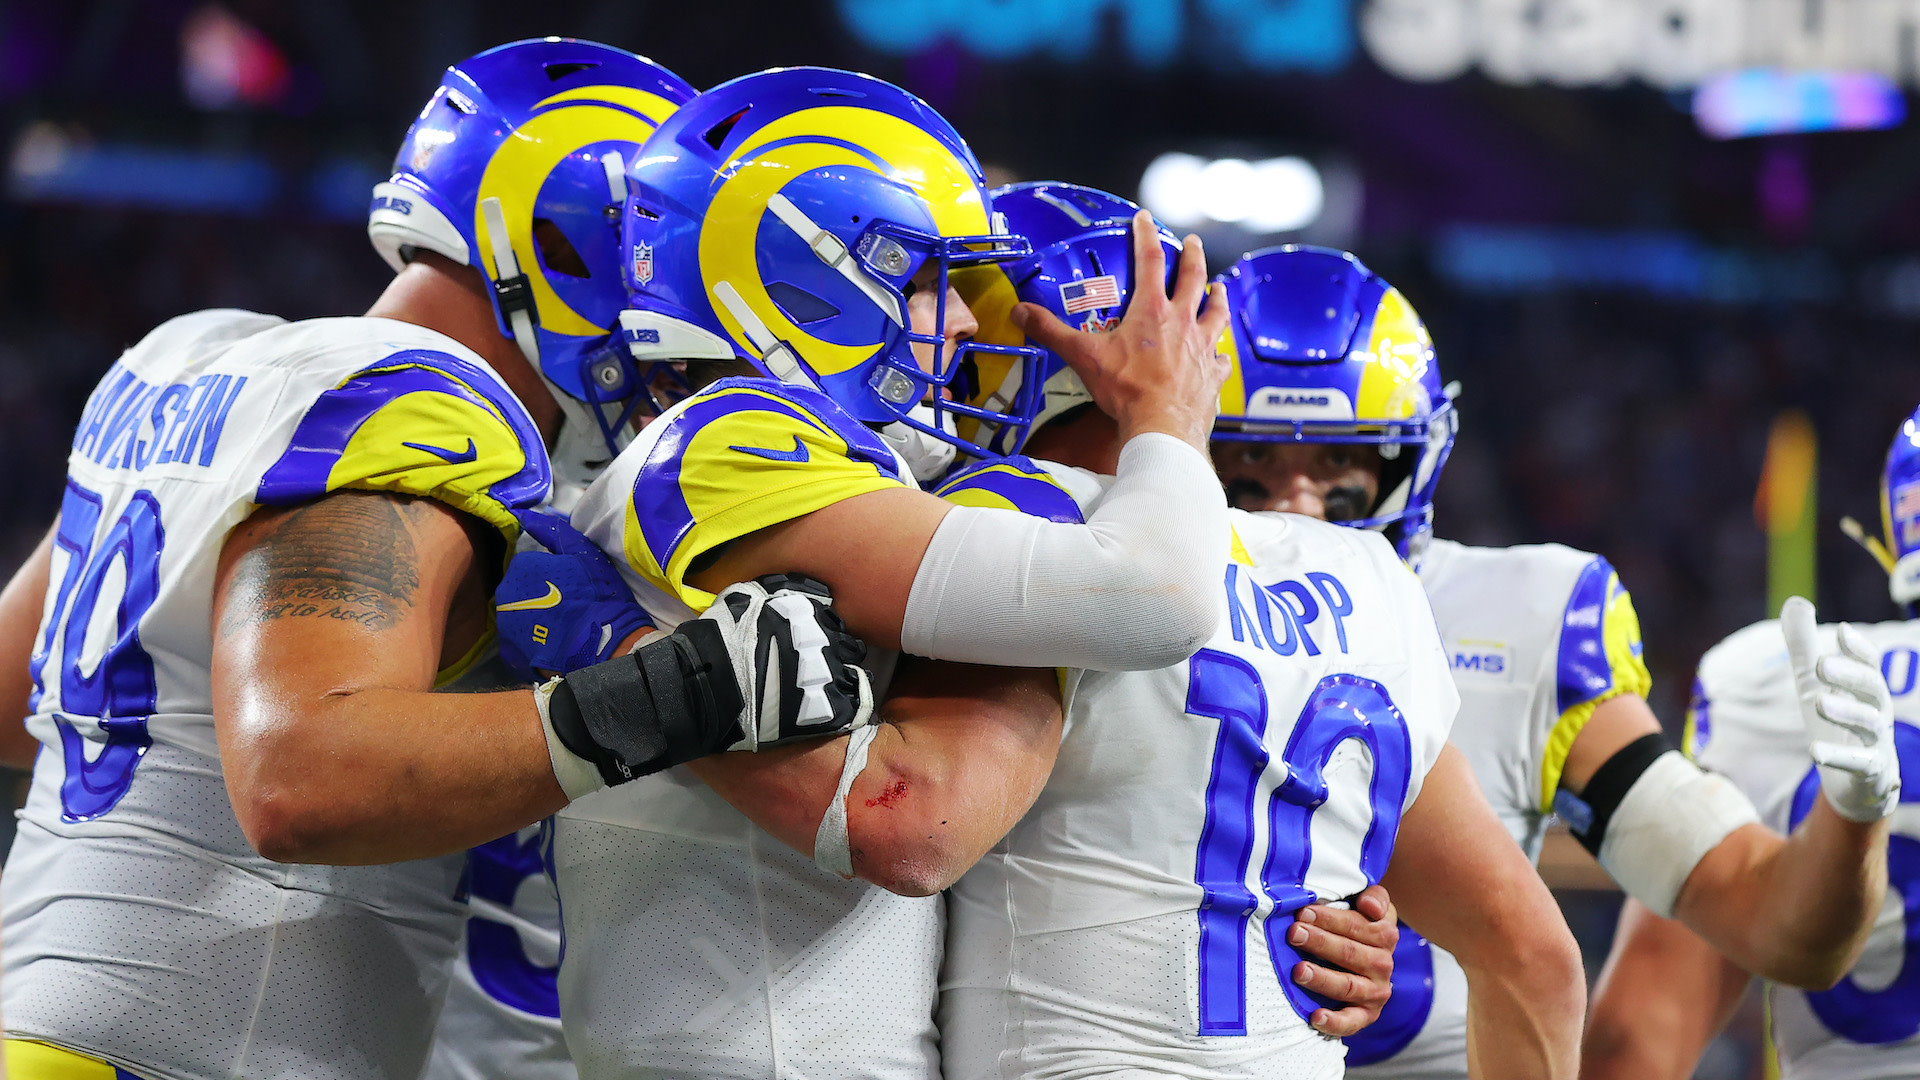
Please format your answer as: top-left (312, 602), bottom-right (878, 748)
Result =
top-left (11, 2), bottom-right (1920, 1075)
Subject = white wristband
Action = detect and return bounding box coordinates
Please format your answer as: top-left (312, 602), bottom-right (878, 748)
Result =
top-left (535, 676), bottom-right (607, 802)
top-left (812, 724), bottom-right (881, 878)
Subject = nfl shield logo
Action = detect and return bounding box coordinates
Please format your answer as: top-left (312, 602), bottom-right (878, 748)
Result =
top-left (632, 242), bottom-right (654, 286)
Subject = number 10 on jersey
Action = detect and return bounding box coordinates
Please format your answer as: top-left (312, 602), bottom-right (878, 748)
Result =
top-left (1186, 650), bottom-right (1414, 1034)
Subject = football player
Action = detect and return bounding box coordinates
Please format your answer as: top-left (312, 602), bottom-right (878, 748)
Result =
top-left (1204, 243), bottom-right (1898, 1080)
top-left (1580, 416), bottom-right (1913, 1080)
top-left (902, 183), bottom-right (1582, 1079)
top-left (498, 68), bottom-right (1421, 1079)
top-left (0, 41), bottom-right (873, 1080)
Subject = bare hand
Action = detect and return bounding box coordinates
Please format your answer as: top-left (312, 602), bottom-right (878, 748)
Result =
top-left (1289, 883), bottom-right (1399, 1037)
top-left (1009, 211), bottom-right (1230, 455)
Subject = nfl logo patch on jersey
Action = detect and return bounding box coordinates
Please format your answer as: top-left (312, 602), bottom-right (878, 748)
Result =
top-left (632, 241), bottom-right (654, 286)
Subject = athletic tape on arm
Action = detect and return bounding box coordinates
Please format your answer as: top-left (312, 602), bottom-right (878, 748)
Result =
top-left (813, 724), bottom-right (882, 877)
top-left (1559, 735), bottom-right (1761, 918)
top-left (900, 433), bottom-right (1227, 672)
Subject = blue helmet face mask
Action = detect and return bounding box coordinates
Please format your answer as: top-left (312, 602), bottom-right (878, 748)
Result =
top-left (1216, 245), bottom-right (1457, 565)
top-left (367, 37), bottom-right (696, 483)
top-left (614, 66), bottom-right (1043, 462)
top-left (952, 182), bottom-right (1182, 459)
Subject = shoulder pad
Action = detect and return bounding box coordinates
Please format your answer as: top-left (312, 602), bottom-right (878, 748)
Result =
top-left (256, 348), bottom-right (550, 542)
top-left (619, 377), bottom-right (910, 608)
top-left (932, 455), bottom-right (1086, 524)
top-left (1555, 555), bottom-right (1652, 716)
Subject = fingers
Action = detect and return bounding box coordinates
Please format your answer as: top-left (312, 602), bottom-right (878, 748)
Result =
top-left (1296, 902), bottom-right (1398, 951)
top-left (1352, 883), bottom-right (1398, 925)
top-left (1198, 282), bottom-right (1231, 346)
top-left (1170, 231), bottom-right (1210, 314)
top-left (1131, 211), bottom-right (1169, 307)
top-left (1009, 301), bottom-right (1082, 358)
top-left (1838, 622), bottom-right (1880, 668)
top-left (1292, 959), bottom-right (1387, 1037)
top-left (1307, 1002), bottom-right (1374, 1039)
top-left (1812, 657), bottom-right (1889, 722)
top-left (1781, 595), bottom-right (1820, 682)
top-left (1288, 923), bottom-right (1383, 979)
top-left (1810, 740), bottom-right (1882, 777)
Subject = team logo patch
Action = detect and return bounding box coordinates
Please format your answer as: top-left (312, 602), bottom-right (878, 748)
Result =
top-left (1060, 275), bottom-right (1120, 315)
top-left (1082, 313), bottom-right (1120, 333)
top-left (632, 241), bottom-right (654, 286)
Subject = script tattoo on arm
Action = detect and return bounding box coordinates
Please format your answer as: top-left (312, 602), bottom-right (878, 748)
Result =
top-left (221, 492), bottom-right (429, 635)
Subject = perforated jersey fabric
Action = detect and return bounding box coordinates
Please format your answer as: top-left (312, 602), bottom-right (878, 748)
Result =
top-left (551, 817), bottom-right (942, 1080)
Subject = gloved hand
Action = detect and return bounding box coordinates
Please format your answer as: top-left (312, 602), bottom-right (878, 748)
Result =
top-left (1781, 595), bottom-right (1901, 822)
top-left (496, 510), bottom-right (654, 680)
top-left (538, 572), bottom-right (878, 794)
top-left (696, 574), bottom-right (876, 751)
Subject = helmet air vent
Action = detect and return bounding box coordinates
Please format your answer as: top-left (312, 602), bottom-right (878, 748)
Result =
top-left (532, 218), bottom-right (591, 279)
top-left (766, 280), bottom-right (841, 325)
top-left (703, 107), bottom-right (751, 151)
top-left (442, 89), bottom-right (477, 115)
top-left (543, 61), bottom-right (601, 81)
top-left (809, 87), bottom-right (867, 98)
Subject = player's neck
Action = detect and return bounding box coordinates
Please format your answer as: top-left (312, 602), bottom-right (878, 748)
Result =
top-left (365, 256), bottom-right (563, 444)
top-left (1022, 407), bottom-right (1122, 475)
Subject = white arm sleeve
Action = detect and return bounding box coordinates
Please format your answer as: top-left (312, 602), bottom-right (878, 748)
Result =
top-left (901, 432), bottom-right (1227, 672)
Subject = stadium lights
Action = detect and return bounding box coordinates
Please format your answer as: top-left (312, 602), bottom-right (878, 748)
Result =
top-left (1139, 152), bottom-right (1325, 235)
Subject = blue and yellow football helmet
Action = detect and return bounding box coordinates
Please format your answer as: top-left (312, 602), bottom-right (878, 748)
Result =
top-left (1217, 246), bottom-right (1456, 564)
top-left (615, 67), bottom-right (1042, 455)
top-left (367, 38), bottom-right (695, 473)
top-left (954, 181), bottom-right (1181, 457)
top-left (1879, 407), bottom-right (1920, 612)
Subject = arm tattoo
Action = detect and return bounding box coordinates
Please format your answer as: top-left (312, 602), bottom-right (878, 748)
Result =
top-left (224, 492), bottom-right (430, 634)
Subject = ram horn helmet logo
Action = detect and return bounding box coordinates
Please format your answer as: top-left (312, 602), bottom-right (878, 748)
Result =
top-left (632, 241), bottom-right (654, 286)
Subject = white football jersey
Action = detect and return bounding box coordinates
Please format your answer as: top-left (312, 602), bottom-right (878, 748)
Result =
top-left (936, 459), bottom-right (1459, 1080)
top-left (551, 377), bottom-right (940, 1080)
top-left (1, 310), bottom-right (551, 1080)
top-left (1346, 537), bottom-right (1652, 1080)
top-left (1690, 617), bottom-right (1920, 1080)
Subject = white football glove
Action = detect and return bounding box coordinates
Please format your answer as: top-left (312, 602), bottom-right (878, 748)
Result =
top-left (1781, 596), bottom-right (1901, 822)
top-left (698, 574), bottom-right (877, 752)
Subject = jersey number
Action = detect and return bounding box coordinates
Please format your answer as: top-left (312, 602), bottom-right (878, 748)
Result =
top-left (30, 480), bottom-right (163, 822)
top-left (1788, 720), bottom-right (1920, 1044)
top-left (1186, 649), bottom-right (1415, 1035)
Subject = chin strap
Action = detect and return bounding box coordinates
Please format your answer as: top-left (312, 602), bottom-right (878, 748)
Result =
top-left (480, 196), bottom-right (541, 369)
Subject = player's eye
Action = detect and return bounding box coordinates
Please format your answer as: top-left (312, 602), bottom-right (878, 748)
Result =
top-left (1326, 447), bottom-right (1353, 470)
top-left (1238, 444), bottom-right (1270, 466)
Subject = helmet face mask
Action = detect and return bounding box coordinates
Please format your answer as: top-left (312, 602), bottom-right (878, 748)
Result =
top-left (952, 182), bottom-right (1181, 458)
top-left (1215, 245), bottom-right (1456, 565)
top-left (617, 67), bottom-right (1044, 456)
top-left (368, 38), bottom-right (696, 474)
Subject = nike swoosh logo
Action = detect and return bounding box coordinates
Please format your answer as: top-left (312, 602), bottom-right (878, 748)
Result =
top-left (728, 436), bottom-right (809, 463)
top-left (403, 437), bottom-right (479, 464)
top-left (499, 582), bottom-right (562, 611)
